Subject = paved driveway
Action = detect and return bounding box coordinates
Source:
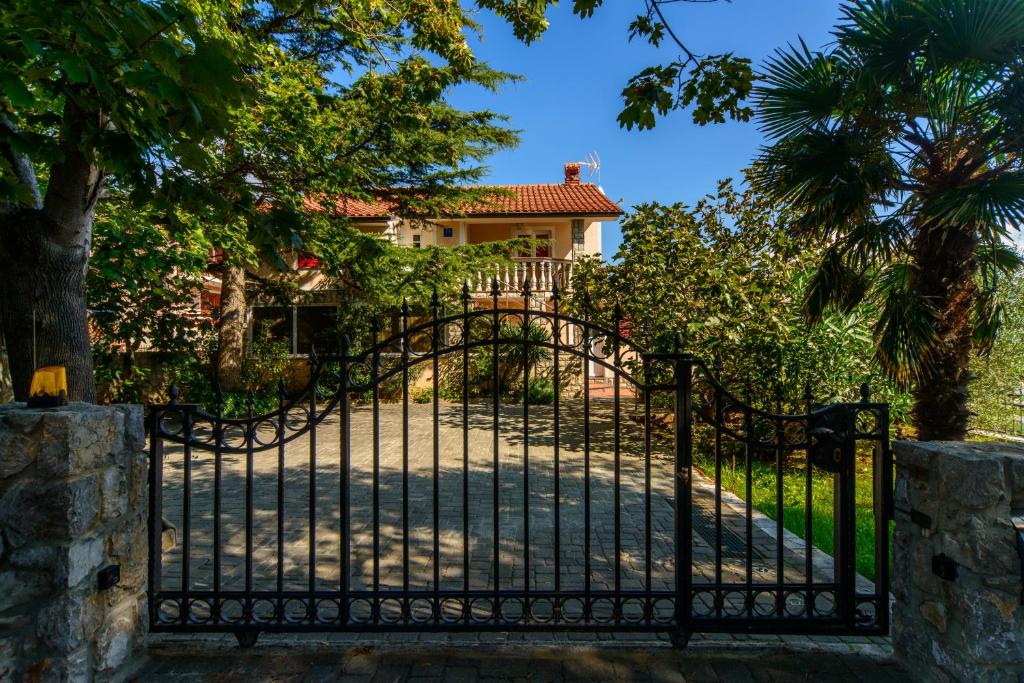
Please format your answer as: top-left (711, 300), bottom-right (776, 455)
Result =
top-left (158, 399), bottom-right (862, 622)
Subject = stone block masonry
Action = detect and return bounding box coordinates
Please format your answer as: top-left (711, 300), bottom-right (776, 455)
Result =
top-left (893, 440), bottom-right (1024, 682)
top-left (0, 403), bottom-right (147, 682)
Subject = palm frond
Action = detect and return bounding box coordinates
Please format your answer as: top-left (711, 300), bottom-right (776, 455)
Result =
top-left (872, 261), bottom-right (937, 384)
top-left (802, 249), bottom-right (871, 324)
top-left (841, 216), bottom-right (911, 267)
top-left (977, 239), bottom-right (1024, 280)
top-left (919, 170), bottom-right (1024, 230)
top-left (973, 287), bottom-right (1002, 352)
top-left (835, 0), bottom-right (928, 79)
top-left (756, 41), bottom-right (849, 140)
top-left (919, 0), bottom-right (1024, 65)
top-left (752, 129), bottom-right (897, 237)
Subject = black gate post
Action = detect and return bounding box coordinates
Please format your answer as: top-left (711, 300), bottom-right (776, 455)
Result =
top-left (833, 404), bottom-right (858, 628)
top-left (672, 344), bottom-right (693, 648)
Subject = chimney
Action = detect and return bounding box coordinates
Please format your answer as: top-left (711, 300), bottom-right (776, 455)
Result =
top-left (564, 162), bottom-right (581, 185)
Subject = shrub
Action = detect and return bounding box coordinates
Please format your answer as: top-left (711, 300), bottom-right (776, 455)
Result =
top-left (524, 377), bottom-right (555, 405)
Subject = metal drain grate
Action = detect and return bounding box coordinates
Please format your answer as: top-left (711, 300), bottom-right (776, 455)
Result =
top-left (692, 500), bottom-right (765, 561)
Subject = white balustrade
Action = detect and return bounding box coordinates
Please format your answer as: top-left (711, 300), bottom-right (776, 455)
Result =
top-left (469, 259), bottom-right (572, 295)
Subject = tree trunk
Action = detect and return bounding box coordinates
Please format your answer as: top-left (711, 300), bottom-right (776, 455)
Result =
top-left (0, 208), bottom-right (95, 401)
top-left (217, 263), bottom-right (247, 390)
top-left (912, 223), bottom-right (978, 441)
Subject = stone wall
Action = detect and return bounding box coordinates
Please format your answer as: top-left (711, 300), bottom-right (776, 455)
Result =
top-left (893, 440), bottom-right (1024, 682)
top-left (0, 403), bottom-right (148, 681)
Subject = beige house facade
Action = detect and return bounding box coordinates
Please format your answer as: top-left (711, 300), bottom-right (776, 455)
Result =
top-left (241, 162), bottom-right (623, 355)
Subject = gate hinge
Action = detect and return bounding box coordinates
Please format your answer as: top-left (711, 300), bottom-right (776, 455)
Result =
top-left (893, 505), bottom-right (931, 530)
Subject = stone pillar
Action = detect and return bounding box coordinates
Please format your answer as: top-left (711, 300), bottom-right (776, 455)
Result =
top-left (893, 441), bottom-right (1024, 682)
top-left (0, 403), bottom-right (148, 681)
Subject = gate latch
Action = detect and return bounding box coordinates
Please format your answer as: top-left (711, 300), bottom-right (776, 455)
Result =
top-left (807, 409), bottom-right (851, 473)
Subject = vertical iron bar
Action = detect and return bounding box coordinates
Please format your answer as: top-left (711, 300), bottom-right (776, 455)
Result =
top-left (674, 345), bottom-right (693, 641)
top-left (402, 302), bottom-right (411, 596)
top-left (308, 364), bottom-right (319, 612)
top-left (340, 336), bottom-right (351, 626)
top-left (522, 282), bottom-right (531, 601)
top-left (213, 387), bottom-right (223, 605)
top-left (277, 381), bottom-right (286, 606)
top-left (643, 357), bottom-right (652, 601)
top-left (743, 385), bottom-right (753, 616)
top-left (613, 304), bottom-right (622, 617)
top-left (432, 292), bottom-right (441, 612)
top-left (774, 387), bottom-right (785, 617)
top-left (804, 383), bottom-right (814, 608)
top-left (372, 321), bottom-right (381, 595)
top-left (582, 299), bottom-right (592, 619)
top-left (712, 358), bottom-right (723, 617)
top-left (181, 409), bottom-right (192, 597)
top-left (745, 387), bottom-right (753, 618)
top-left (491, 279), bottom-right (501, 606)
top-left (462, 285), bottom-right (471, 597)
top-left (245, 391), bottom-right (255, 616)
top-left (552, 285), bottom-right (562, 602)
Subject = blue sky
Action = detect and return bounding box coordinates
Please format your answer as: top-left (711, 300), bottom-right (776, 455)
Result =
top-left (447, 1), bottom-right (847, 258)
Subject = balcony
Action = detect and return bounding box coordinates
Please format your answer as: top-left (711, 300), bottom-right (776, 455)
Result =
top-left (468, 258), bottom-right (573, 295)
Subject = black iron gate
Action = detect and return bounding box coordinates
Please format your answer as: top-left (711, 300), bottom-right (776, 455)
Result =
top-left (147, 282), bottom-right (892, 644)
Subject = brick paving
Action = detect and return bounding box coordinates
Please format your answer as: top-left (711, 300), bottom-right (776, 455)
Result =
top-left (159, 401), bottom-right (848, 605)
top-left (139, 638), bottom-right (905, 681)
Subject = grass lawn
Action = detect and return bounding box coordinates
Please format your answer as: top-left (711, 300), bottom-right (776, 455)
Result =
top-left (692, 447), bottom-right (889, 582)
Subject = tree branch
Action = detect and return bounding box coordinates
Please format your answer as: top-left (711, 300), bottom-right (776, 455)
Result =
top-left (0, 114), bottom-right (42, 213)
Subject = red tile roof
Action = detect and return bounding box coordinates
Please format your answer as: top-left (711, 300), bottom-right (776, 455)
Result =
top-left (314, 184), bottom-right (623, 219)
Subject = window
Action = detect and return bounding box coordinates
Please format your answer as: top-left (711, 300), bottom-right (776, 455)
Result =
top-left (250, 307), bottom-right (291, 351)
top-left (515, 228), bottom-right (553, 258)
top-left (443, 227), bottom-right (453, 238)
top-left (572, 219), bottom-right (585, 251)
top-left (412, 234), bottom-right (422, 248)
top-left (249, 305), bottom-right (340, 355)
top-left (296, 306), bottom-right (339, 354)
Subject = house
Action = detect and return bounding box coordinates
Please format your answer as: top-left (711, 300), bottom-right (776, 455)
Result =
top-left (238, 162), bottom-right (623, 355)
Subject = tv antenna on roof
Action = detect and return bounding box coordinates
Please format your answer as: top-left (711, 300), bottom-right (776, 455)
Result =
top-left (580, 151), bottom-right (601, 185)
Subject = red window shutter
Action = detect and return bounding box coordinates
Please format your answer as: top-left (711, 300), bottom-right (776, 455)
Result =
top-left (297, 253), bottom-right (321, 269)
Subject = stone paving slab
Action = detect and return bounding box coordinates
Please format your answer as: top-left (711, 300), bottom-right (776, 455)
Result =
top-left (139, 638), bottom-right (906, 682)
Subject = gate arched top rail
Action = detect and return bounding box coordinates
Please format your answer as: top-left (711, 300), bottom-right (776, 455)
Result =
top-left (149, 295), bottom-right (885, 454)
top-left (341, 305), bottom-right (653, 392)
top-left (686, 358), bottom-right (887, 448)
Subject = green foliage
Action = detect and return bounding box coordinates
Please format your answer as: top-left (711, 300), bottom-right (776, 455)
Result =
top-left (0, 0), bottom-right (245, 201)
top-left (692, 444), bottom-right (886, 582)
top-left (750, 0), bottom-right (1024, 387)
top-left (438, 320), bottom-right (553, 402)
top-left (89, 197), bottom-right (213, 355)
top-left (242, 323), bottom-right (292, 391)
top-left (89, 196), bottom-right (215, 403)
top-left (569, 178), bottom-right (910, 418)
top-left (524, 377), bottom-right (555, 405)
top-left (971, 267), bottom-right (1024, 434)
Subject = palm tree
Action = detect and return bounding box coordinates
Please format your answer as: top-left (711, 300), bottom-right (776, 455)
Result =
top-left (751, 0), bottom-right (1024, 440)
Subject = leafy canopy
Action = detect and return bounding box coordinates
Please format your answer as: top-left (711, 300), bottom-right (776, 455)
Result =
top-left (750, 0), bottom-right (1024, 384)
top-left (569, 179), bottom-right (909, 413)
